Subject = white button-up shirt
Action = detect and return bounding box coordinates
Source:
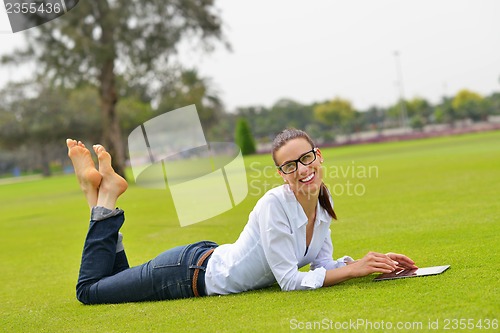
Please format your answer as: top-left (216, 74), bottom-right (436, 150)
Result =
top-left (205, 184), bottom-right (352, 295)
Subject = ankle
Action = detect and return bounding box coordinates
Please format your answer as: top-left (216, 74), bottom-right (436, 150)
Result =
top-left (116, 232), bottom-right (124, 253)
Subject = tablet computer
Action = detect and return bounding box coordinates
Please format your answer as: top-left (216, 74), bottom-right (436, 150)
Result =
top-left (373, 265), bottom-right (450, 281)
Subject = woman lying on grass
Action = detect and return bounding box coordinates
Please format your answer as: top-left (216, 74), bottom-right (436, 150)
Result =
top-left (67, 128), bottom-right (417, 304)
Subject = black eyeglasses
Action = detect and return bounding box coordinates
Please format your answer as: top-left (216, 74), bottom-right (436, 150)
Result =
top-left (277, 148), bottom-right (318, 174)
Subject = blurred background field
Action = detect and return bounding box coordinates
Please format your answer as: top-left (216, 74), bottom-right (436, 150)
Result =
top-left (1, 131), bottom-right (498, 332)
top-left (1, 1), bottom-right (500, 181)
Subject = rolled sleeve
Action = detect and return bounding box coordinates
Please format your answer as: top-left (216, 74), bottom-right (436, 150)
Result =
top-left (311, 230), bottom-right (353, 270)
top-left (300, 267), bottom-right (327, 289)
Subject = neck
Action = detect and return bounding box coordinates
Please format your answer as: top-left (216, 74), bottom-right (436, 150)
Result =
top-left (295, 190), bottom-right (319, 221)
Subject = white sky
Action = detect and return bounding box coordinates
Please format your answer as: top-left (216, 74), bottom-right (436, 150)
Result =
top-left (1, 0), bottom-right (499, 112)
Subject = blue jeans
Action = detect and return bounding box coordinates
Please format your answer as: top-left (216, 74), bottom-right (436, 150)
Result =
top-left (76, 208), bottom-right (218, 304)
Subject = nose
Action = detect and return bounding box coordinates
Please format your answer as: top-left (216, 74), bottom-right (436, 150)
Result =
top-left (296, 161), bottom-right (309, 175)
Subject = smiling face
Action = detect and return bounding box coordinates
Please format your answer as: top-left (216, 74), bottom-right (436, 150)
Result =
top-left (274, 138), bottom-right (324, 198)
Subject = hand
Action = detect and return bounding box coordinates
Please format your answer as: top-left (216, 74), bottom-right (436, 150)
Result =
top-left (347, 251), bottom-right (399, 278)
top-left (385, 252), bottom-right (418, 270)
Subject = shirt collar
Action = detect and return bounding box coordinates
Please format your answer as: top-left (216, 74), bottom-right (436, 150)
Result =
top-left (283, 185), bottom-right (332, 228)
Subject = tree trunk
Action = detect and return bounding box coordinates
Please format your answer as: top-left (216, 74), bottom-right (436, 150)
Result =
top-left (40, 144), bottom-right (52, 177)
top-left (99, 59), bottom-right (126, 179)
top-left (97, 0), bottom-right (126, 179)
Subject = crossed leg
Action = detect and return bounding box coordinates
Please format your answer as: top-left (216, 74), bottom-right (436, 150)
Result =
top-left (66, 139), bottom-right (102, 208)
top-left (66, 139), bottom-right (128, 209)
top-left (67, 139), bottom-right (134, 304)
top-left (92, 144), bottom-right (128, 209)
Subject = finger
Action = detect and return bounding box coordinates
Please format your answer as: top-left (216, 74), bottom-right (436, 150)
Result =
top-left (373, 255), bottom-right (398, 269)
top-left (388, 253), bottom-right (415, 265)
top-left (369, 252), bottom-right (397, 264)
top-left (400, 262), bottom-right (418, 269)
top-left (369, 260), bottom-right (398, 273)
top-left (372, 264), bottom-right (396, 274)
top-left (365, 252), bottom-right (399, 271)
top-left (396, 256), bottom-right (417, 268)
top-left (387, 253), bottom-right (417, 268)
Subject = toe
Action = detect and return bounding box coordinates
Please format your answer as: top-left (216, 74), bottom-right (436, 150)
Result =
top-left (66, 139), bottom-right (77, 148)
top-left (93, 144), bottom-right (106, 155)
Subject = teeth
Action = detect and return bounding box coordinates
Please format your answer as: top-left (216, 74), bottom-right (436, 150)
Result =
top-left (300, 173), bottom-right (315, 183)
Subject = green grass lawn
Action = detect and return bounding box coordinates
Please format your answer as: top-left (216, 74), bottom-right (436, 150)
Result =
top-left (1, 131), bottom-right (499, 332)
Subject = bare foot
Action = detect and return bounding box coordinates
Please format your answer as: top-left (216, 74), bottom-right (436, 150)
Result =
top-left (66, 139), bottom-right (102, 208)
top-left (93, 144), bottom-right (128, 210)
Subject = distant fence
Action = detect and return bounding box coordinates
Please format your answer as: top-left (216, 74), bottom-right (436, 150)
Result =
top-left (257, 118), bottom-right (500, 153)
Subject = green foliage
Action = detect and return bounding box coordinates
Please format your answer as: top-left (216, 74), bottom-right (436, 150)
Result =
top-left (452, 89), bottom-right (486, 121)
top-left (314, 97), bottom-right (356, 134)
top-left (269, 99), bottom-right (315, 132)
top-left (234, 99), bottom-right (316, 141)
top-left (487, 92), bottom-right (500, 115)
top-left (1, 0), bottom-right (227, 178)
top-left (1, 132), bottom-right (499, 331)
top-left (116, 95), bottom-right (154, 137)
top-left (2, 1), bottom-right (226, 87)
top-left (362, 106), bottom-right (386, 131)
top-left (234, 118), bottom-right (256, 155)
top-left (410, 115), bottom-right (425, 130)
top-left (157, 68), bottom-right (224, 132)
top-left (406, 97), bottom-right (433, 124)
top-left (433, 106), bottom-right (445, 124)
top-left (0, 83), bottom-right (151, 176)
top-left (0, 83), bottom-right (102, 175)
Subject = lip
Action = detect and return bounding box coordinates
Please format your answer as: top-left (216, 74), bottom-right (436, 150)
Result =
top-left (299, 172), bottom-right (315, 183)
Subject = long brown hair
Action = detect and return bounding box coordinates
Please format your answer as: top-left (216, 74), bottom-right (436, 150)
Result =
top-left (272, 128), bottom-right (337, 220)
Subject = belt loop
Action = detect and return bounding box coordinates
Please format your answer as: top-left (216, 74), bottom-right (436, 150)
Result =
top-left (192, 248), bottom-right (215, 297)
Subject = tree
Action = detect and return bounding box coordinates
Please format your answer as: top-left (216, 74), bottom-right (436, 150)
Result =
top-left (485, 92), bottom-right (500, 116)
top-left (0, 82), bottom-right (106, 176)
top-left (434, 97), bottom-right (455, 126)
top-left (0, 83), bottom-right (67, 176)
top-left (0, 82), bottom-right (28, 150)
top-left (409, 115), bottom-right (425, 131)
top-left (157, 68), bottom-right (224, 134)
top-left (235, 118), bottom-right (256, 155)
top-left (406, 97), bottom-right (433, 124)
top-left (235, 106), bottom-right (267, 139)
top-left (362, 106), bottom-right (386, 132)
top-left (314, 97), bottom-right (356, 137)
top-left (268, 99), bottom-right (314, 134)
top-left (452, 89), bottom-right (485, 122)
top-left (2, 0), bottom-right (226, 177)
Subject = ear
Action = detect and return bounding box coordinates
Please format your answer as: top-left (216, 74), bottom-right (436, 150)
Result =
top-left (277, 169), bottom-right (287, 182)
top-left (316, 148), bottom-right (324, 163)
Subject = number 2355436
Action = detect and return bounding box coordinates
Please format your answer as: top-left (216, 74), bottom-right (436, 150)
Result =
top-left (5, 2), bottom-right (63, 15)
top-left (442, 319), bottom-right (498, 330)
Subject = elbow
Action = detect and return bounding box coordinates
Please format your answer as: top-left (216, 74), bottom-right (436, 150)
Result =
top-left (280, 284), bottom-right (295, 292)
top-left (278, 277), bottom-right (300, 292)
top-left (280, 285), bottom-right (296, 292)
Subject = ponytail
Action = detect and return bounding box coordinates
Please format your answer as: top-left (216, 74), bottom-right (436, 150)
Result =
top-left (319, 183), bottom-right (336, 220)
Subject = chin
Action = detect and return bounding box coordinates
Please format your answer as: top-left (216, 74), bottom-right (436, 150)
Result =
top-left (294, 181), bottom-right (322, 198)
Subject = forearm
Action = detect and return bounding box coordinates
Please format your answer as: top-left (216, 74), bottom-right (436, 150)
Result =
top-left (322, 265), bottom-right (354, 287)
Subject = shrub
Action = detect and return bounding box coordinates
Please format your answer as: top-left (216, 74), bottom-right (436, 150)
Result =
top-left (235, 118), bottom-right (256, 155)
